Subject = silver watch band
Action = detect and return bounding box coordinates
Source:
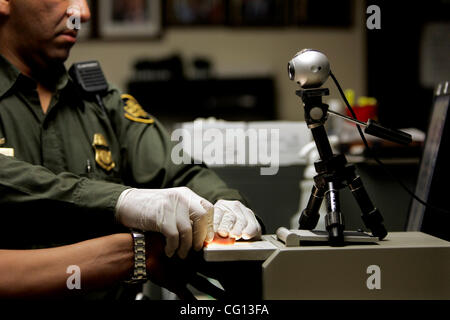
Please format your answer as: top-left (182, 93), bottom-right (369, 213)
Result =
top-left (125, 230), bottom-right (147, 284)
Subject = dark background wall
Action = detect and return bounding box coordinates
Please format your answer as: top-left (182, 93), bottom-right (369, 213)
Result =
top-left (366, 0), bottom-right (449, 131)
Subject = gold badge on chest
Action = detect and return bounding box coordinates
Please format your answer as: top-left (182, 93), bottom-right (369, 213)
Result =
top-left (92, 133), bottom-right (115, 171)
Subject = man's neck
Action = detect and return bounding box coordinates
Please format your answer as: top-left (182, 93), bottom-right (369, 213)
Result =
top-left (0, 51), bottom-right (32, 79)
top-left (37, 84), bottom-right (53, 114)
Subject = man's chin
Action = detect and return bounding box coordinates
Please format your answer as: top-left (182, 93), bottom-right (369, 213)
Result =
top-left (47, 47), bottom-right (73, 64)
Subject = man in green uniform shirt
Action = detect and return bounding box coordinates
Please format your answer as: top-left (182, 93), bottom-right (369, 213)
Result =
top-left (0, 0), bottom-right (263, 297)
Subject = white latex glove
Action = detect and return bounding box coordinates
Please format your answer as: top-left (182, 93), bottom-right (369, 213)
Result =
top-left (213, 200), bottom-right (262, 240)
top-left (115, 187), bottom-right (214, 259)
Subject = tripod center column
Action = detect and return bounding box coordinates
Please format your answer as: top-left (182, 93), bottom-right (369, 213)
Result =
top-left (325, 181), bottom-right (345, 246)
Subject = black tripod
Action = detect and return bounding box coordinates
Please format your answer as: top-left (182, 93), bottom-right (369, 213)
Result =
top-left (297, 88), bottom-right (387, 246)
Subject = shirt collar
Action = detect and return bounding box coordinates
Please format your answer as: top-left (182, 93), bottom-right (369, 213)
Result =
top-left (0, 53), bottom-right (70, 99)
top-left (54, 65), bottom-right (70, 91)
top-left (0, 53), bottom-right (21, 99)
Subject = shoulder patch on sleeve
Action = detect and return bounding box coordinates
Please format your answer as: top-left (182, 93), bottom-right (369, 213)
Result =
top-left (121, 94), bottom-right (154, 124)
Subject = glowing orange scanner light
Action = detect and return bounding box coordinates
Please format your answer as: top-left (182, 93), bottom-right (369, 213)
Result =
top-left (205, 234), bottom-right (236, 247)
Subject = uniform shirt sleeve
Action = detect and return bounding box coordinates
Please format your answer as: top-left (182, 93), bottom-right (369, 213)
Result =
top-left (104, 87), bottom-right (251, 206)
top-left (0, 153), bottom-right (128, 214)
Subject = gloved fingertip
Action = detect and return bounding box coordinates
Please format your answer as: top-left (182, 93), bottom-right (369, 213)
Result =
top-left (177, 250), bottom-right (188, 260)
top-left (200, 199), bottom-right (214, 211)
top-left (205, 230), bottom-right (215, 243)
top-left (241, 233), bottom-right (251, 240)
top-left (165, 246), bottom-right (175, 258)
top-left (193, 241), bottom-right (204, 251)
top-left (218, 229), bottom-right (229, 238)
top-left (229, 233), bottom-right (242, 240)
top-left (242, 231), bottom-right (261, 240)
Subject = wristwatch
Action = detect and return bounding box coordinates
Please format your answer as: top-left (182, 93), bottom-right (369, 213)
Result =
top-left (125, 230), bottom-right (147, 284)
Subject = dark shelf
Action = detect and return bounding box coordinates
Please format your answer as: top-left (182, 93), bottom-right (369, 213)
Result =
top-left (128, 77), bottom-right (276, 125)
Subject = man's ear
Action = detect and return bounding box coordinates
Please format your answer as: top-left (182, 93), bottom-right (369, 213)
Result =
top-left (0, 0), bottom-right (11, 17)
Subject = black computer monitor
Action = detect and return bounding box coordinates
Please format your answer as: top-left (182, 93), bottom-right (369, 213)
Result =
top-left (406, 81), bottom-right (450, 241)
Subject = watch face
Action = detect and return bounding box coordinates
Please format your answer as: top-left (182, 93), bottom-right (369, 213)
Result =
top-left (133, 231), bottom-right (145, 239)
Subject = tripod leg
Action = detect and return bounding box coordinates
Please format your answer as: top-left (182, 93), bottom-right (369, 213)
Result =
top-left (299, 184), bottom-right (324, 230)
top-left (324, 182), bottom-right (345, 246)
top-left (348, 175), bottom-right (388, 240)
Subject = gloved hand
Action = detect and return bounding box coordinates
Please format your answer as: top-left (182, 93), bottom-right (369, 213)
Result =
top-left (213, 200), bottom-right (262, 240)
top-left (115, 187), bottom-right (214, 259)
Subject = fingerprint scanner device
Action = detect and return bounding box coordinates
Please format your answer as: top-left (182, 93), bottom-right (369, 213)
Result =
top-left (203, 232), bottom-right (450, 300)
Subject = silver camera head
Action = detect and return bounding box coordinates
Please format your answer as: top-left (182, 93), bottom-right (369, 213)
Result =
top-left (288, 49), bottom-right (330, 88)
